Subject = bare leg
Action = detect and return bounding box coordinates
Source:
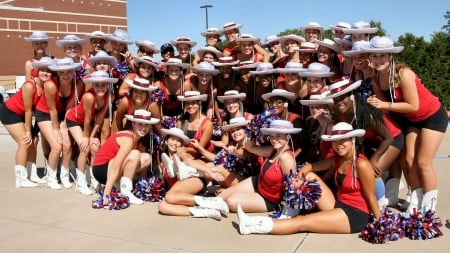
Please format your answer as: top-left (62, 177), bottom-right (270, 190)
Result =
top-left (158, 177), bottom-right (205, 216)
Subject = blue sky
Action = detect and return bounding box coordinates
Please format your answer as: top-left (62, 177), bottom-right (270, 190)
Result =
top-left (126, 0), bottom-right (449, 61)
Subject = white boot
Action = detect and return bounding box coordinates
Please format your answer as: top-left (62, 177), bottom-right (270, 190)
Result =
top-left (46, 166), bottom-right (62, 190)
top-left (15, 165), bottom-right (38, 188)
top-left (194, 195), bottom-right (229, 213)
top-left (60, 165), bottom-right (72, 188)
top-left (173, 155), bottom-right (202, 180)
top-left (188, 207), bottom-right (221, 221)
top-left (385, 178), bottom-right (400, 206)
top-left (161, 153), bottom-right (176, 178)
top-left (120, 177), bottom-right (143, 205)
top-left (27, 162), bottom-right (46, 184)
top-left (421, 189), bottom-right (438, 212)
top-left (406, 187), bottom-right (423, 214)
top-left (75, 169), bottom-right (93, 195)
top-left (237, 204), bottom-right (273, 235)
top-left (87, 165), bottom-right (100, 191)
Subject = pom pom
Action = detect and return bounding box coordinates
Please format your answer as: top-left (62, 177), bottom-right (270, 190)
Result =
top-left (91, 187), bottom-right (130, 210)
top-left (213, 149), bottom-right (257, 177)
top-left (245, 109), bottom-right (280, 144)
top-left (151, 87), bottom-right (165, 105)
top-left (212, 118), bottom-right (222, 137)
top-left (162, 115), bottom-right (179, 129)
top-left (132, 177), bottom-right (168, 202)
top-left (403, 208), bottom-right (443, 240)
top-left (360, 208), bottom-right (404, 244)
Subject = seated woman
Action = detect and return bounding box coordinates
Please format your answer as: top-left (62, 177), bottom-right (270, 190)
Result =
top-left (237, 122), bottom-right (380, 235)
top-left (218, 120), bottom-right (302, 213)
top-left (92, 109), bottom-right (159, 205)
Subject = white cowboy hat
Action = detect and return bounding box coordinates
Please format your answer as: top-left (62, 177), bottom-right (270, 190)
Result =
top-left (325, 79), bottom-right (362, 99)
top-left (341, 21), bottom-right (378, 34)
top-left (261, 89), bottom-right (296, 102)
top-left (235, 34), bottom-right (260, 43)
top-left (177, 90), bottom-right (208, 102)
top-left (191, 62), bottom-right (219, 75)
top-left (221, 117), bottom-right (249, 131)
top-left (200, 27), bottom-right (224, 37)
top-left (361, 36), bottom-right (404, 54)
top-left (48, 57), bottom-right (81, 71)
top-left (279, 34), bottom-right (306, 48)
top-left (133, 56), bottom-right (159, 69)
top-left (196, 46), bottom-right (223, 59)
top-left (170, 37), bottom-right (197, 48)
top-left (232, 61), bottom-right (258, 71)
top-left (160, 127), bottom-right (190, 145)
top-left (299, 93), bottom-right (334, 106)
top-left (321, 122), bottom-right (365, 141)
top-left (24, 31), bottom-right (54, 42)
top-left (31, 57), bottom-right (54, 69)
top-left (56, 34), bottom-right (86, 48)
top-left (135, 40), bottom-right (160, 53)
top-left (83, 70), bottom-right (118, 83)
top-left (85, 31), bottom-right (109, 41)
top-left (125, 77), bottom-right (158, 91)
top-left (212, 56), bottom-right (240, 67)
top-left (217, 90), bottom-right (246, 103)
top-left (125, 109), bottom-right (159, 125)
top-left (342, 41), bottom-right (371, 57)
top-left (261, 35), bottom-right (280, 48)
top-left (315, 38), bottom-right (340, 53)
top-left (222, 22), bottom-right (243, 32)
top-left (334, 35), bottom-right (352, 46)
top-left (275, 61), bottom-right (306, 74)
top-left (108, 29), bottom-right (133, 45)
top-left (260, 120), bottom-right (302, 135)
top-left (294, 42), bottom-right (318, 53)
top-left (329, 22), bottom-right (351, 31)
top-left (300, 22), bottom-right (325, 34)
top-left (87, 50), bottom-right (118, 67)
top-left (249, 62), bottom-right (276, 75)
top-left (298, 62), bottom-right (334, 78)
top-left (162, 58), bottom-right (190, 69)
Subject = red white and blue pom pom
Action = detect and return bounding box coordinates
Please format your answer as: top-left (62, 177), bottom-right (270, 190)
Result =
top-left (132, 177), bottom-right (167, 202)
top-left (245, 109), bottom-right (280, 144)
top-left (161, 115), bottom-right (179, 129)
top-left (151, 87), bottom-right (165, 105)
top-left (402, 208), bottom-right (443, 240)
top-left (360, 208), bottom-right (404, 244)
top-left (92, 188), bottom-right (130, 210)
top-left (282, 167), bottom-right (322, 212)
top-left (213, 149), bottom-right (257, 177)
top-left (212, 118), bottom-right (223, 137)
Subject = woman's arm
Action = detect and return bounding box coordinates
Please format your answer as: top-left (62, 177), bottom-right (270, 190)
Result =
top-left (190, 139), bottom-right (216, 162)
top-left (25, 61), bottom-right (33, 80)
top-left (279, 151), bottom-right (297, 175)
top-left (367, 118), bottom-right (393, 171)
top-left (115, 98), bottom-right (128, 131)
top-left (118, 73), bottom-right (133, 97)
top-left (254, 43), bottom-right (270, 62)
top-left (356, 158), bottom-right (381, 218)
top-left (44, 81), bottom-right (60, 130)
top-left (244, 139), bottom-right (273, 158)
top-left (21, 81), bottom-right (35, 144)
top-left (299, 158), bottom-right (335, 175)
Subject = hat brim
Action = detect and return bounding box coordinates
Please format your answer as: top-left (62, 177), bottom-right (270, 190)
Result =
top-left (249, 70), bottom-right (276, 75)
top-left (212, 60), bottom-right (240, 67)
top-left (125, 79), bottom-right (158, 91)
top-left (49, 62), bottom-right (82, 71)
top-left (87, 56), bottom-right (118, 67)
top-left (24, 37), bottom-right (54, 42)
top-left (108, 36), bottom-right (133, 45)
top-left (294, 48), bottom-right (317, 53)
top-left (316, 41), bottom-right (340, 53)
top-left (170, 41), bottom-right (197, 48)
top-left (321, 129), bottom-right (366, 141)
top-left (197, 49), bottom-right (223, 59)
top-left (235, 38), bottom-right (260, 43)
top-left (200, 31), bottom-right (224, 37)
top-left (341, 28), bottom-right (378, 34)
top-left (177, 94), bottom-right (208, 101)
top-left (84, 77), bottom-right (118, 83)
top-left (135, 41), bottom-right (160, 53)
top-left (325, 80), bottom-right (362, 99)
top-left (221, 120), bottom-right (249, 131)
top-left (160, 129), bottom-right (190, 145)
top-left (163, 62), bottom-right (190, 69)
top-left (299, 98), bottom-right (334, 106)
top-left (300, 26), bottom-right (325, 34)
top-left (192, 68), bottom-right (219, 75)
top-left (134, 58), bottom-right (158, 69)
top-left (85, 34), bottom-right (109, 41)
top-left (56, 39), bottom-right (86, 48)
top-left (222, 24), bottom-right (242, 31)
top-left (124, 115), bottom-right (159, 125)
top-left (279, 36), bottom-right (306, 46)
top-left (261, 38), bottom-right (280, 48)
top-left (261, 128), bottom-right (302, 135)
top-left (31, 62), bottom-right (52, 69)
top-left (298, 71), bottom-right (335, 78)
top-left (275, 68), bottom-right (307, 74)
top-left (217, 93), bottom-right (246, 103)
top-left (232, 64), bottom-right (258, 70)
top-left (342, 50), bottom-right (369, 57)
top-left (360, 46), bottom-right (404, 54)
top-left (261, 92), bottom-right (296, 102)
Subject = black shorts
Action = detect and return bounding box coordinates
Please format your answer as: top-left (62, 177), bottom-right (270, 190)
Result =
top-left (93, 163), bottom-right (108, 185)
top-left (251, 176), bottom-right (279, 212)
top-left (0, 105), bottom-right (40, 137)
top-left (35, 110), bottom-right (65, 123)
top-left (65, 119), bottom-right (80, 128)
top-left (335, 200), bottom-right (370, 233)
top-left (408, 105), bottom-right (448, 133)
top-left (391, 132), bottom-right (405, 150)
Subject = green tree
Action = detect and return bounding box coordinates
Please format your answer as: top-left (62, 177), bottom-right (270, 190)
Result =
top-left (370, 20), bottom-right (387, 37)
top-left (442, 11), bottom-right (450, 33)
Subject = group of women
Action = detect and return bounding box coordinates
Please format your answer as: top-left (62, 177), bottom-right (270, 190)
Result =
top-left (0, 19), bottom-right (447, 236)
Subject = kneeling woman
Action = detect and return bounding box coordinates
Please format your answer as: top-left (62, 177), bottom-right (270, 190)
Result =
top-left (237, 122), bottom-right (380, 235)
top-left (92, 109), bottom-right (159, 205)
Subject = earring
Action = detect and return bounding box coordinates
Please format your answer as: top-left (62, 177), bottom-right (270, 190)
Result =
top-left (284, 102), bottom-right (289, 108)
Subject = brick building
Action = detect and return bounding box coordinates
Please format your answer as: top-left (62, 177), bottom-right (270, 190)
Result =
top-left (0, 0), bottom-right (127, 87)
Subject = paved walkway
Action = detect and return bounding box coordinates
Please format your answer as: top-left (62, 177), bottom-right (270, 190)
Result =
top-left (0, 124), bottom-right (448, 253)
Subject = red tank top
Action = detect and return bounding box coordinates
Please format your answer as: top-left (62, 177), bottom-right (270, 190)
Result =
top-left (258, 150), bottom-right (295, 203)
top-left (35, 79), bottom-right (75, 114)
top-left (185, 117), bottom-right (214, 152)
top-left (6, 79), bottom-right (40, 116)
top-left (334, 155), bottom-right (370, 214)
top-left (93, 132), bottom-right (133, 166)
top-left (160, 79), bottom-right (182, 111)
top-left (373, 73), bottom-right (441, 122)
top-left (65, 91), bottom-right (108, 125)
